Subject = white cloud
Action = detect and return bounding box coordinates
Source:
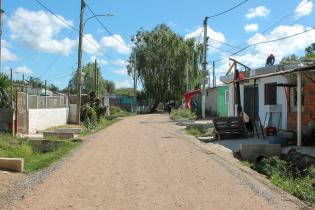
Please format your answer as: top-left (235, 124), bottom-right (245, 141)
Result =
top-left (7, 8), bottom-right (76, 55)
top-left (101, 34), bottom-right (130, 54)
top-left (112, 59), bottom-right (128, 67)
top-left (246, 6), bottom-right (270, 19)
top-left (89, 56), bottom-right (108, 65)
top-left (115, 79), bottom-right (132, 88)
top-left (185, 26), bottom-right (225, 51)
top-left (112, 68), bottom-right (128, 76)
top-left (15, 65), bottom-right (32, 74)
top-left (83, 34), bottom-right (103, 56)
top-left (1, 40), bottom-right (17, 61)
top-left (233, 24), bottom-right (315, 69)
top-left (244, 24), bottom-right (259, 33)
top-left (295, 0), bottom-right (313, 18)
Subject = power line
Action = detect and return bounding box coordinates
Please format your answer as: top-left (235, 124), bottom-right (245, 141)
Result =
top-left (215, 27), bottom-right (315, 62)
top-left (34, 0), bottom-right (115, 61)
top-left (85, 2), bottom-right (130, 49)
top-left (206, 0), bottom-right (248, 19)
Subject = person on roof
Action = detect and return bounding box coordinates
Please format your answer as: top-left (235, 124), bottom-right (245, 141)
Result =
top-left (265, 54), bottom-right (275, 66)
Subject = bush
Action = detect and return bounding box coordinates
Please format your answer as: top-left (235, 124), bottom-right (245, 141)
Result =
top-left (80, 104), bottom-right (97, 128)
top-left (248, 157), bottom-right (315, 206)
top-left (170, 109), bottom-right (196, 120)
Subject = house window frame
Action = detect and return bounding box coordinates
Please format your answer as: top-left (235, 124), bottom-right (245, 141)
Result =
top-left (264, 82), bottom-right (277, 105)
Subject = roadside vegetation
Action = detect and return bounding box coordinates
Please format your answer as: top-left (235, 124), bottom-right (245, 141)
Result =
top-left (243, 157), bottom-right (315, 207)
top-left (0, 133), bottom-right (81, 173)
top-left (170, 109), bottom-right (196, 121)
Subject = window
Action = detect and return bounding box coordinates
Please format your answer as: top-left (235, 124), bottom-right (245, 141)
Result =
top-left (290, 87), bottom-right (304, 112)
top-left (265, 83), bottom-right (277, 105)
top-left (225, 90), bottom-right (229, 105)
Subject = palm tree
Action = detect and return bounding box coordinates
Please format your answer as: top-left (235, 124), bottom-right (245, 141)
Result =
top-left (0, 73), bottom-right (11, 108)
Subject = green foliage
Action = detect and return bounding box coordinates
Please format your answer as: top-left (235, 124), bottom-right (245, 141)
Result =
top-left (114, 88), bottom-right (135, 97)
top-left (127, 24), bottom-right (201, 104)
top-left (0, 133), bottom-right (80, 173)
top-left (170, 109), bottom-right (197, 120)
top-left (305, 43), bottom-right (315, 59)
top-left (48, 84), bottom-right (59, 92)
top-left (280, 43), bottom-right (315, 64)
top-left (186, 128), bottom-right (204, 137)
top-left (80, 104), bottom-right (97, 129)
top-left (245, 157), bottom-right (315, 206)
top-left (0, 73), bottom-right (11, 108)
top-left (27, 76), bottom-right (44, 88)
top-left (68, 62), bottom-right (114, 95)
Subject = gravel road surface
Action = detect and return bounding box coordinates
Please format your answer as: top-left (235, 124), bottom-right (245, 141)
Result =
top-left (4, 114), bottom-right (310, 210)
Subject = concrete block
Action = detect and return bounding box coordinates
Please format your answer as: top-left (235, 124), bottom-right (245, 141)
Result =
top-left (29, 139), bottom-right (65, 152)
top-left (240, 144), bottom-right (281, 163)
top-left (186, 121), bottom-right (214, 130)
top-left (43, 131), bottom-right (75, 140)
top-left (0, 158), bottom-right (24, 173)
top-left (54, 128), bottom-right (82, 134)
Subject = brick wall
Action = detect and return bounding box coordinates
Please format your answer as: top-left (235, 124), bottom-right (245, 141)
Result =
top-left (288, 80), bottom-right (315, 131)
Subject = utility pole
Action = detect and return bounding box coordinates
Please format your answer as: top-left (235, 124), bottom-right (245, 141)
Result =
top-left (0, 0), bottom-right (3, 73)
top-left (213, 61), bottom-right (216, 87)
top-left (186, 63), bottom-right (189, 92)
top-left (202, 17), bottom-right (208, 119)
top-left (133, 53), bottom-right (137, 112)
top-left (94, 58), bottom-right (97, 96)
top-left (191, 48), bottom-right (195, 89)
top-left (76, 0), bottom-right (85, 125)
top-left (10, 68), bottom-right (13, 107)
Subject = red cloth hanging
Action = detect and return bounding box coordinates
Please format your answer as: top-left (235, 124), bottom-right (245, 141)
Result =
top-left (184, 89), bottom-right (200, 109)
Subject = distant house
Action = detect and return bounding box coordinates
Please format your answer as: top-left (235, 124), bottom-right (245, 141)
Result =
top-left (184, 85), bottom-right (229, 117)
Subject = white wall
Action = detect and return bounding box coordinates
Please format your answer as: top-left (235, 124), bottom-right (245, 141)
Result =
top-left (227, 75), bottom-right (288, 130)
top-left (257, 76), bottom-right (288, 130)
top-left (28, 108), bottom-right (69, 134)
top-left (68, 104), bottom-right (77, 124)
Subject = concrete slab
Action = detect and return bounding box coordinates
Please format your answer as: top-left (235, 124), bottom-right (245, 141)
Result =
top-left (29, 139), bottom-right (65, 152)
top-left (0, 158), bottom-right (24, 173)
top-left (54, 128), bottom-right (82, 134)
top-left (208, 138), bottom-right (270, 153)
top-left (186, 120), bottom-right (214, 130)
top-left (240, 144), bottom-right (281, 163)
top-left (43, 131), bottom-right (75, 140)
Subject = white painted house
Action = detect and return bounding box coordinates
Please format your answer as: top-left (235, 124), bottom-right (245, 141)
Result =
top-left (221, 65), bottom-right (300, 131)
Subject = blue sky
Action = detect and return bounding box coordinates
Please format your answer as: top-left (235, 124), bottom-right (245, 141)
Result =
top-left (2, 0), bottom-right (315, 88)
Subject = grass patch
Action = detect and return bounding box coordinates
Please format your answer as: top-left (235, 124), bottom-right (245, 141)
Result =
top-left (45, 124), bottom-right (86, 132)
top-left (0, 133), bottom-right (81, 173)
top-left (243, 157), bottom-right (315, 207)
top-left (80, 117), bottom-right (119, 136)
top-left (186, 127), bottom-right (205, 138)
top-left (170, 109), bottom-right (196, 121)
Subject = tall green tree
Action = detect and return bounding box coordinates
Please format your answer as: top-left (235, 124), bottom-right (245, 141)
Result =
top-left (305, 43), bottom-right (315, 59)
top-left (27, 76), bottom-right (44, 88)
top-left (127, 24), bottom-right (201, 107)
top-left (68, 62), bottom-right (113, 95)
top-left (0, 73), bottom-right (11, 108)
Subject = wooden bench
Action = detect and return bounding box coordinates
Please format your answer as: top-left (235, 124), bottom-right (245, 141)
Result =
top-left (213, 117), bottom-right (247, 139)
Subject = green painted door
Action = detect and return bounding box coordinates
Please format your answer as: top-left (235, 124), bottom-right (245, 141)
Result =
top-left (216, 86), bottom-right (229, 117)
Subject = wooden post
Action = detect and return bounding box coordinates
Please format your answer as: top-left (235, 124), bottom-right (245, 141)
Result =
top-left (297, 71), bottom-right (302, 146)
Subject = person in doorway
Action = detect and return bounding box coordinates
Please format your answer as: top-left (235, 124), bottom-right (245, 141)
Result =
top-left (265, 54), bottom-right (275, 66)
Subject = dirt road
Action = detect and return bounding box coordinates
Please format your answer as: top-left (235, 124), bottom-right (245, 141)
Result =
top-left (10, 114), bottom-right (309, 210)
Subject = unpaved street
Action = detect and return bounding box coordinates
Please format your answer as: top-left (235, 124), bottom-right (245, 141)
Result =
top-left (10, 114), bottom-right (309, 210)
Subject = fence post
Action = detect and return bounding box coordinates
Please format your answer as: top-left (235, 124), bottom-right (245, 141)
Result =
top-left (26, 93), bottom-right (28, 110)
top-left (36, 95), bottom-right (38, 109)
